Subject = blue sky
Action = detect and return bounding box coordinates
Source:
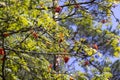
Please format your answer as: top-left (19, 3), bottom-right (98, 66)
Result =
top-left (66, 3), bottom-right (120, 73)
top-left (111, 4), bottom-right (120, 29)
top-left (57, 0), bottom-right (120, 76)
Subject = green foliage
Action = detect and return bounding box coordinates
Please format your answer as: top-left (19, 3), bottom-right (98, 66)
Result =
top-left (0, 0), bottom-right (120, 80)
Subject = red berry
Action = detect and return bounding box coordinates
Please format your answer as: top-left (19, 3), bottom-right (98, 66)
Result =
top-left (55, 6), bottom-right (62, 13)
top-left (48, 64), bottom-right (53, 72)
top-left (32, 32), bottom-right (38, 39)
top-left (49, 64), bottom-right (53, 68)
top-left (74, 4), bottom-right (80, 8)
top-left (70, 76), bottom-right (74, 80)
top-left (3, 32), bottom-right (9, 37)
top-left (84, 61), bottom-right (89, 66)
top-left (93, 44), bottom-right (98, 50)
top-left (64, 56), bottom-right (69, 63)
top-left (0, 48), bottom-right (4, 55)
top-left (101, 19), bottom-right (106, 24)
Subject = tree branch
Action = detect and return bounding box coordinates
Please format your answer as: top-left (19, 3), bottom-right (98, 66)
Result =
top-left (36, 0), bottom-right (96, 10)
